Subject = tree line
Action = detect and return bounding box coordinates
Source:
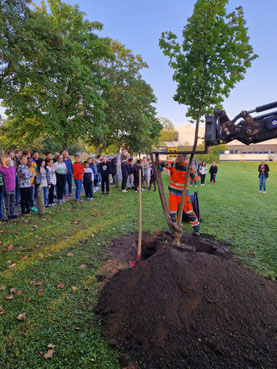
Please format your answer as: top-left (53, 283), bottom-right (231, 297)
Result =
top-left (0, 0), bottom-right (162, 154)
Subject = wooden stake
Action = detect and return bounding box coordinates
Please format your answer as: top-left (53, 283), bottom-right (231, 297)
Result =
top-left (137, 169), bottom-right (142, 263)
top-left (37, 187), bottom-right (45, 216)
top-left (175, 112), bottom-right (202, 244)
top-left (150, 152), bottom-right (181, 234)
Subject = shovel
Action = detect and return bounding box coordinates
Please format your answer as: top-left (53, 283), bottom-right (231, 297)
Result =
top-left (129, 168), bottom-right (142, 268)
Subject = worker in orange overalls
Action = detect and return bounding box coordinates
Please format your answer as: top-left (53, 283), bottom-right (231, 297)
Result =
top-left (161, 153), bottom-right (200, 235)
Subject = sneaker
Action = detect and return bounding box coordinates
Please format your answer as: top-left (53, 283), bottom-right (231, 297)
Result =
top-left (11, 215), bottom-right (18, 219)
top-left (90, 198), bottom-right (94, 201)
top-left (68, 194), bottom-right (73, 197)
top-left (193, 231), bottom-right (200, 236)
top-left (86, 197), bottom-right (90, 201)
top-left (122, 189), bottom-right (127, 193)
top-left (31, 207), bottom-right (38, 212)
top-left (101, 192), bottom-right (105, 195)
top-left (77, 199), bottom-right (83, 203)
top-left (106, 192), bottom-right (109, 195)
top-left (60, 199), bottom-right (65, 203)
top-left (263, 191), bottom-right (266, 194)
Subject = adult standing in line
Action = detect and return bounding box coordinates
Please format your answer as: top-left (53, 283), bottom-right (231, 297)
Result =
top-left (53, 155), bottom-right (67, 203)
top-left (209, 162), bottom-right (218, 183)
top-left (14, 149), bottom-right (22, 205)
top-left (73, 154), bottom-right (84, 203)
top-left (118, 149), bottom-right (125, 183)
top-left (110, 154), bottom-right (117, 184)
top-left (99, 156), bottom-right (111, 195)
top-left (258, 160), bottom-right (270, 194)
top-left (199, 161), bottom-right (208, 186)
top-left (63, 151), bottom-right (73, 197)
top-left (121, 155), bottom-right (132, 192)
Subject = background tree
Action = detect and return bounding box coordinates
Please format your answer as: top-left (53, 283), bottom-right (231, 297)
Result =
top-left (87, 40), bottom-right (161, 154)
top-left (157, 117), bottom-right (178, 147)
top-left (159, 0), bottom-right (258, 242)
top-left (2, 0), bottom-right (112, 149)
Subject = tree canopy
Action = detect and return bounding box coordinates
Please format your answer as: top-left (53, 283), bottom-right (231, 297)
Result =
top-left (1, 0), bottom-right (161, 152)
top-left (159, 0), bottom-right (258, 121)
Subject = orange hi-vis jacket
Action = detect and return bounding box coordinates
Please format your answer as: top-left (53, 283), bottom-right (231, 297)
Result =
top-left (162, 160), bottom-right (198, 194)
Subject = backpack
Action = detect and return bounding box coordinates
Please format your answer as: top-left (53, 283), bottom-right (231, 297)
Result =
top-left (182, 191), bottom-right (201, 223)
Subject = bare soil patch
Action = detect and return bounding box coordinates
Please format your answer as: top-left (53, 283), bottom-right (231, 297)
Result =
top-left (97, 232), bottom-right (277, 369)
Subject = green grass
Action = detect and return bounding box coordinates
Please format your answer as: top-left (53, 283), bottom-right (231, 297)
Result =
top-left (0, 161), bottom-right (277, 368)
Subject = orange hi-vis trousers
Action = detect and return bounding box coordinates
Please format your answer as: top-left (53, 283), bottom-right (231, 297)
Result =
top-left (168, 191), bottom-right (200, 231)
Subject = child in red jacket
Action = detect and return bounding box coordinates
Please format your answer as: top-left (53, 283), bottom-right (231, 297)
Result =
top-left (73, 154), bottom-right (84, 202)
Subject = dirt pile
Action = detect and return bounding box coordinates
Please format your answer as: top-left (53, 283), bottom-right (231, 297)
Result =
top-left (97, 239), bottom-right (277, 369)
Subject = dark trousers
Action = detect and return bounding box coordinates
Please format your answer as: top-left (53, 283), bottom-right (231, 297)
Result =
top-left (148, 180), bottom-right (156, 191)
top-left (4, 191), bottom-right (15, 218)
top-left (94, 175), bottom-right (98, 187)
top-left (200, 174), bottom-right (206, 184)
top-left (20, 187), bottom-right (31, 214)
top-left (16, 176), bottom-right (21, 203)
top-left (111, 174), bottom-right (116, 184)
top-left (49, 184), bottom-right (54, 204)
top-left (64, 174), bottom-right (72, 195)
top-left (121, 176), bottom-right (128, 190)
top-left (84, 181), bottom-right (93, 198)
top-left (210, 173), bottom-right (216, 183)
top-left (56, 173), bottom-right (66, 200)
top-left (101, 175), bottom-right (109, 193)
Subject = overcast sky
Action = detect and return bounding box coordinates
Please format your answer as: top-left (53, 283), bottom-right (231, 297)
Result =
top-left (2, 0), bottom-right (277, 127)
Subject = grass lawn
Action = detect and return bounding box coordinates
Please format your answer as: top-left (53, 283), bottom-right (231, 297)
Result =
top-left (0, 161), bottom-right (277, 368)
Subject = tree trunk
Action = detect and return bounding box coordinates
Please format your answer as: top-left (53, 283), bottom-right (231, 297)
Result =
top-left (174, 110), bottom-right (202, 245)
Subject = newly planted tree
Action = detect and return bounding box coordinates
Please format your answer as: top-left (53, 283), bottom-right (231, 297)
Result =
top-left (159, 0), bottom-right (258, 243)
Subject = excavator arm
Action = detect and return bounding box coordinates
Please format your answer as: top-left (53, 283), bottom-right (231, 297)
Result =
top-left (205, 101), bottom-right (277, 146)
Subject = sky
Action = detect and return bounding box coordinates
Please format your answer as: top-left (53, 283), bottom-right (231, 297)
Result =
top-left (2, 0), bottom-right (277, 127)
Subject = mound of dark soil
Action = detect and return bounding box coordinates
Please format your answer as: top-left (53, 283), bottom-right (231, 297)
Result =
top-left (97, 238), bottom-right (277, 369)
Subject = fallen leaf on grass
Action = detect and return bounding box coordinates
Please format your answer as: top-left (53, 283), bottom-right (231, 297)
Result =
top-left (17, 312), bottom-right (26, 321)
top-left (93, 230), bottom-right (98, 234)
top-left (38, 289), bottom-right (44, 296)
top-left (8, 264), bottom-right (16, 269)
top-left (250, 250), bottom-right (256, 255)
top-left (71, 286), bottom-right (78, 291)
top-left (55, 249), bottom-right (61, 252)
top-left (44, 349), bottom-right (54, 359)
top-left (79, 264), bottom-right (88, 269)
top-left (10, 288), bottom-right (17, 293)
top-left (29, 281), bottom-right (43, 286)
top-left (8, 245), bottom-right (14, 250)
top-left (48, 343), bottom-right (56, 349)
top-left (16, 290), bottom-right (23, 295)
top-left (0, 306), bottom-right (6, 314)
top-left (22, 255), bottom-right (28, 260)
top-left (67, 252), bottom-right (73, 257)
top-left (91, 234), bottom-right (95, 238)
top-left (7, 260), bottom-right (12, 264)
top-left (5, 295), bottom-right (14, 300)
top-left (0, 286), bottom-right (6, 291)
top-left (33, 225), bottom-right (38, 229)
top-left (57, 283), bottom-right (64, 288)
top-left (27, 298), bottom-right (32, 302)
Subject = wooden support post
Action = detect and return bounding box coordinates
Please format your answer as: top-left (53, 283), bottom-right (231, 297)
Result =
top-left (150, 152), bottom-right (181, 234)
top-left (37, 187), bottom-right (45, 216)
